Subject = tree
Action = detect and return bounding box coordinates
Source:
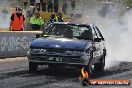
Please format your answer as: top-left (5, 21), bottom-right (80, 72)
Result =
top-left (126, 0), bottom-right (132, 8)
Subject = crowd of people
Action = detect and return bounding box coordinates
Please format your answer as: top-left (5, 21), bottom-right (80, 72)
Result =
top-left (10, 0), bottom-right (76, 31)
top-left (22, 0), bottom-right (76, 14)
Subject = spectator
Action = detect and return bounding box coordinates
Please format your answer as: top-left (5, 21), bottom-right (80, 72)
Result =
top-left (25, 6), bottom-right (35, 31)
top-left (10, 6), bottom-right (25, 31)
top-left (49, 13), bottom-right (56, 23)
top-left (71, 0), bottom-right (75, 11)
top-left (30, 11), bottom-right (44, 31)
top-left (58, 0), bottom-right (63, 12)
top-left (22, 0), bottom-right (28, 9)
top-left (35, 0), bottom-right (41, 11)
top-left (62, 0), bottom-right (68, 14)
top-left (47, 0), bottom-right (53, 12)
top-left (30, 0), bottom-right (35, 6)
top-left (41, 0), bottom-right (47, 12)
top-left (54, 0), bottom-right (59, 13)
top-left (56, 12), bottom-right (63, 22)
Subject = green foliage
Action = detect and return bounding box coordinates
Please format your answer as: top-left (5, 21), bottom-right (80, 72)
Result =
top-left (126, 0), bottom-right (132, 8)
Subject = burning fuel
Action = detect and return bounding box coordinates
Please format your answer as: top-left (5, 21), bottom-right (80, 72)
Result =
top-left (81, 67), bottom-right (88, 79)
top-left (78, 67), bottom-right (90, 86)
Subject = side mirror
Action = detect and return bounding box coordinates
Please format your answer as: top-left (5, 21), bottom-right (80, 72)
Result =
top-left (36, 34), bottom-right (41, 38)
top-left (94, 38), bottom-right (101, 42)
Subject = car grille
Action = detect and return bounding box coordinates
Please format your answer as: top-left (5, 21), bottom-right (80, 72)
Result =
top-left (31, 48), bottom-right (65, 54)
top-left (31, 56), bottom-right (82, 63)
top-left (31, 48), bottom-right (84, 55)
top-left (46, 48), bottom-right (65, 53)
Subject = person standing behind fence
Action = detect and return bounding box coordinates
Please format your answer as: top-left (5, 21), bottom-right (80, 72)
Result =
top-left (47, 0), bottom-right (53, 12)
top-left (22, 0), bottom-right (28, 9)
top-left (41, 0), bottom-right (47, 12)
top-left (10, 6), bottom-right (25, 31)
top-left (49, 13), bottom-right (56, 23)
top-left (30, 11), bottom-right (44, 31)
top-left (35, 0), bottom-right (41, 11)
top-left (56, 12), bottom-right (63, 22)
top-left (62, 0), bottom-right (68, 14)
top-left (71, 0), bottom-right (75, 11)
top-left (25, 6), bottom-right (35, 31)
top-left (53, 0), bottom-right (59, 13)
top-left (30, 0), bottom-right (35, 6)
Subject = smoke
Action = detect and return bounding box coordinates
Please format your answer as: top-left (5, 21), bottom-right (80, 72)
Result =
top-left (102, 9), bottom-right (132, 69)
top-left (74, 2), bottom-right (132, 69)
top-left (0, 8), bottom-right (10, 28)
top-left (0, 0), bottom-right (16, 29)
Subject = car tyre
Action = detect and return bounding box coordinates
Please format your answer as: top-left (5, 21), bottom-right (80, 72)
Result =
top-left (29, 62), bottom-right (38, 73)
top-left (85, 53), bottom-right (95, 78)
top-left (94, 54), bottom-right (105, 72)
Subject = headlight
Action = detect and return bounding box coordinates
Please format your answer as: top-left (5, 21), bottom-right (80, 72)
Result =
top-left (31, 49), bottom-right (46, 53)
top-left (65, 50), bottom-right (84, 55)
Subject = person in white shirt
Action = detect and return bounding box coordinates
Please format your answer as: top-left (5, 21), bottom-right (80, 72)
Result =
top-left (35, 0), bottom-right (41, 11)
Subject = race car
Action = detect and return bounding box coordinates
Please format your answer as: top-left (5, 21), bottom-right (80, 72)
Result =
top-left (27, 22), bottom-right (106, 76)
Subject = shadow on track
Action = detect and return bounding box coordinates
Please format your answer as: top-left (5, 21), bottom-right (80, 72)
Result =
top-left (28, 61), bottom-right (132, 79)
top-left (1, 61), bottom-right (132, 80)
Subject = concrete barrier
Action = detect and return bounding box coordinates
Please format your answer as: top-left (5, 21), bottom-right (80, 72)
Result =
top-left (0, 31), bottom-right (42, 58)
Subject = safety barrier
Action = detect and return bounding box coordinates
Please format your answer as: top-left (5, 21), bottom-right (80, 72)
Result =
top-left (0, 31), bottom-right (41, 58)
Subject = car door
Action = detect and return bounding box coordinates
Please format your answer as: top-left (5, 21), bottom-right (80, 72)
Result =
top-left (95, 26), bottom-right (105, 51)
top-left (91, 26), bottom-right (103, 63)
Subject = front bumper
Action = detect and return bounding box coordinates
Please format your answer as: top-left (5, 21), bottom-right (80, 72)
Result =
top-left (27, 52), bottom-right (91, 66)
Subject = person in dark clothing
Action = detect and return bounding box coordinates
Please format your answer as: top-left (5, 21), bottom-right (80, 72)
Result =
top-left (47, 0), bottom-right (53, 12)
top-left (56, 12), bottom-right (63, 22)
top-left (41, 0), bottom-right (47, 12)
top-left (53, 0), bottom-right (59, 13)
top-left (49, 13), bottom-right (56, 23)
top-left (23, 0), bottom-right (28, 9)
top-left (71, 0), bottom-right (75, 11)
top-left (30, 0), bottom-right (35, 6)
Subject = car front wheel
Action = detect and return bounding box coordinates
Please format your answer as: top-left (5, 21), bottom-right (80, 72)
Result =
top-left (94, 54), bottom-right (105, 72)
top-left (29, 62), bottom-right (38, 72)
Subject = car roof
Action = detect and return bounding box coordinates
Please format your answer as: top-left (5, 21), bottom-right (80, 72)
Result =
top-left (52, 22), bottom-right (93, 27)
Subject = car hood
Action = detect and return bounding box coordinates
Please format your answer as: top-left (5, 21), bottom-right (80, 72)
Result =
top-left (30, 37), bottom-right (91, 49)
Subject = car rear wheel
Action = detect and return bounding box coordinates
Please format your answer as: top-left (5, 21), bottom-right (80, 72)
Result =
top-left (29, 62), bottom-right (38, 72)
top-left (94, 54), bottom-right (105, 72)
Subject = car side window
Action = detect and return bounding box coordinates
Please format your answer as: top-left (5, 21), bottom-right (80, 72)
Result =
top-left (95, 26), bottom-right (104, 39)
top-left (93, 26), bottom-right (102, 39)
top-left (92, 27), bottom-right (98, 39)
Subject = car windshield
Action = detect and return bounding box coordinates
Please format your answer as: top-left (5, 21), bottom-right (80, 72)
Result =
top-left (43, 24), bottom-right (93, 40)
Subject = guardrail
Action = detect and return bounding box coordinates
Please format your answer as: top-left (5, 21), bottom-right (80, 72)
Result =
top-left (0, 31), bottom-right (41, 58)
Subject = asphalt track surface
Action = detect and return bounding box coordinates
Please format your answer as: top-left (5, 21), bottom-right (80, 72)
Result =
top-left (0, 57), bottom-right (132, 88)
